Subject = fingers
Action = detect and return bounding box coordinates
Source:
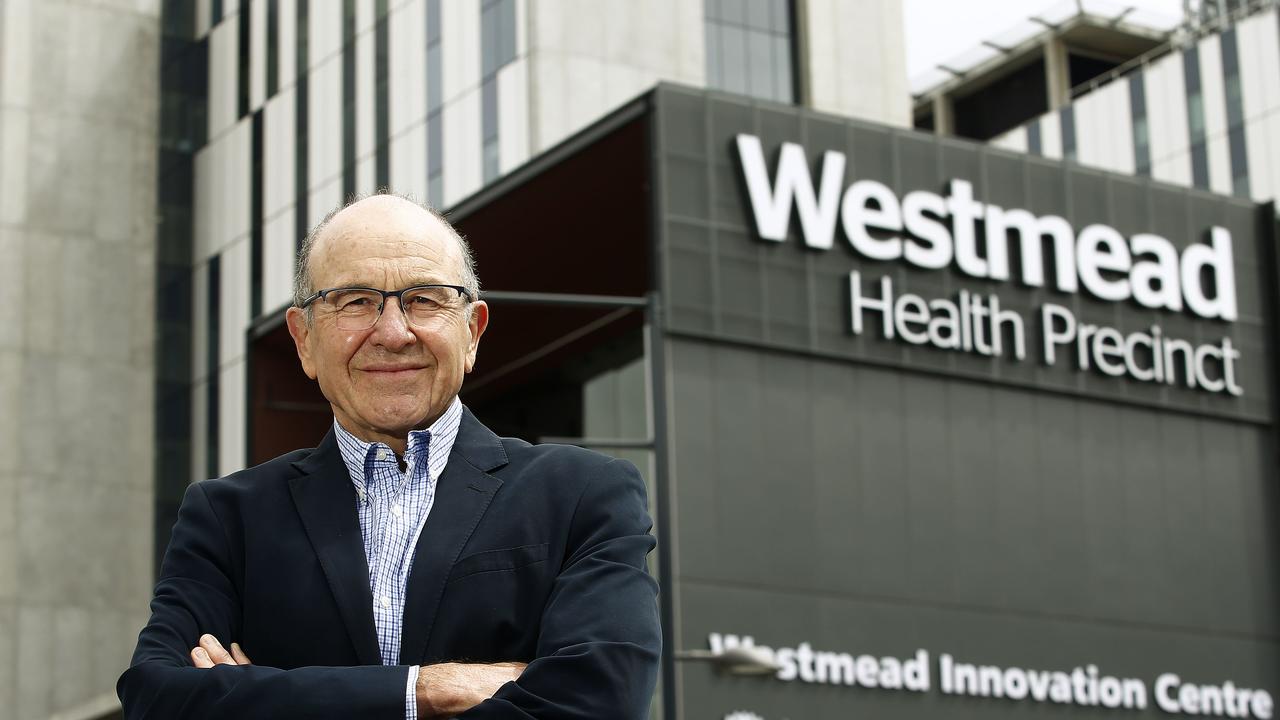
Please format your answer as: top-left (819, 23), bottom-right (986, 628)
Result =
top-left (230, 642), bottom-right (253, 665)
top-left (189, 634), bottom-right (242, 668)
top-left (190, 645), bottom-right (214, 668)
top-left (200, 634), bottom-right (236, 665)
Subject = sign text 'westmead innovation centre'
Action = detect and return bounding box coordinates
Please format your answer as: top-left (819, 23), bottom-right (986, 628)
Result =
top-left (709, 633), bottom-right (1275, 718)
top-left (735, 135), bottom-right (1244, 396)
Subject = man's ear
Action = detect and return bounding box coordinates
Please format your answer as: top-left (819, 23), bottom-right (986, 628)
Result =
top-left (285, 307), bottom-right (318, 380)
top-left (464, 300), bottom-right (489, 374)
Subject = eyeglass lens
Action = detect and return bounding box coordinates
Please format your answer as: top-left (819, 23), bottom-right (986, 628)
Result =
top-left (324, 287), bottom-right (463, 330)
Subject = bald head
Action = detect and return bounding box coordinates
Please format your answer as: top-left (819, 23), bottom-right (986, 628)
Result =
top-left (293, 193), bottom-right (480, 311)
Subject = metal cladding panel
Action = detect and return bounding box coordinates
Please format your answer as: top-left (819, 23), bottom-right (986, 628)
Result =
top-left (650, 85), bottom-right (1280, 718)
top-left (651, 86), bottom-right (1272, 423)
top-left (666, 337), bottom-right (1280, 719)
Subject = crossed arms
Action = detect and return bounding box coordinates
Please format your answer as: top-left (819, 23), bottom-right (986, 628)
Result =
top-left (117, 456), bottom-right (661, 719)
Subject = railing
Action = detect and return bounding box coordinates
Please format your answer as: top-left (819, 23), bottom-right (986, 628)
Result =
top-left (1069, 0), bottom-right (1278, 100)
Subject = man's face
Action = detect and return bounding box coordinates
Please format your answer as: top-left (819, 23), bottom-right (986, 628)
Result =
top-left (285, 197), bottom-right (488, 445)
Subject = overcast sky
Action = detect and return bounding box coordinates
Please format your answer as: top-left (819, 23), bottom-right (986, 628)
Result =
top-left (903, 0), bottom-right (1186, 81)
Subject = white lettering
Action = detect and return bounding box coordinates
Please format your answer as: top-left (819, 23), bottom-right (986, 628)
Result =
top-left (1077, 224), bottom-right (1133, 302)
top-left (1182, 226), bottom-right (1238, 321)
top-left (902, 190), bottom-right (953, 269)
top-left (842, 179), bottom-right (903, 260)
top-left (735, 135), bottom-right (845, 250)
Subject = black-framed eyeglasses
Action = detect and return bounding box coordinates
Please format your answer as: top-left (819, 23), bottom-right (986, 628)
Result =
top-left (298, 284), bottom-right (474, 331)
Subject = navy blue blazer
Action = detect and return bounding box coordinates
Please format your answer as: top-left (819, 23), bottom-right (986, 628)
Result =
top-left (118, 408), bottom-right (661, 719)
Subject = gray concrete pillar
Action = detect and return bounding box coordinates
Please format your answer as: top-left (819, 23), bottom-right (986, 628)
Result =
top-left (1045, 36), bottom-right (1072, 110)
top-left (0, 1), bottom-right (159, 718)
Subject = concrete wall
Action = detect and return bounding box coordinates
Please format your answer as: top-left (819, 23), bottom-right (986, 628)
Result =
top-left (801, 0), bottom-right (910, 127)
top-left (524, 0), bottom-right (705, 154)
top-left (0, 1), bottom-right (160, 717)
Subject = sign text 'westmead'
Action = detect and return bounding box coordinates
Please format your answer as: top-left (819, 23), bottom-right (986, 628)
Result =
top-left (735, 135), bottom-right (1243, 396)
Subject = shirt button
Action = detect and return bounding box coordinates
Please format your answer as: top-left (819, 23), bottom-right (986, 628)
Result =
top-left (376, 449), bottom-right (388, 461)
top-left (392, 505), bottom-right (403, 517)
top-left (380, 595), bottom-right (390, 608)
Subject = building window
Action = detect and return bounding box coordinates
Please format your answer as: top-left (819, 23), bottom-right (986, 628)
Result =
top-left (1128, 72), bottom-right (1150, 177)
top-left (295, 0), bottom-right (309, 251)
top-left (266, 0), bottom-right (279, 97)
top-left (704, 0), bottom-right (796, 104)
top-left (375, 0), bottom-right (390, 188)
top-left (1059, 106), bottom-right (1076, 161)
top-left (426, 0), bottom-right (443, 207)
top-left (1182, 47), bottom-right (1209, 190)
top-left (1220, 28), bottom-right (1249, 198)
top-left (342, 0), bottom-right (357, 198)
top-left (480, 0), bottom-right (516, 183)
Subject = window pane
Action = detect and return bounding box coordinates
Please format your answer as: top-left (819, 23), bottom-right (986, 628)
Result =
top-left (771, 0), bottom-right (790, 32)
top-left (481, 5), bottom-right (497, 76)
top-left (484, 139), bottom-right (500, 184)
top-left (426, 0), bottom-right (441, 42)
top-left (427, 111), bottom-right (443, 175)
top-left (428, 172), bottom-right (443, 209)
top-left (748, 28), bottom-right (773, 99)
top-left (719, 0), bottom-right (744, 26)
top-left (705, 0), bottom-right (796, 104)
top-left (720, 25), bottom-right (747, 95)
top-left (427, 45), bottom-right (442, 111)
top-left (772, 34), bottom-right (793, 102)
top-left (482, 77), bottom-right (498, 141)
top-left (500, 0), bottom-right (517, 66)
top-left (705, 21), bottom-right (722, 88)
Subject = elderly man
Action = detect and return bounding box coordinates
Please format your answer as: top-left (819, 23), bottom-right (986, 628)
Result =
top-left (118, 194), bottom-right (662, 718)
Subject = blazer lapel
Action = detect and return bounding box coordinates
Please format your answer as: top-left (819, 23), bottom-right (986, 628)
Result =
top-left (288, 430), bottom-right (383, 666)
top-left (399, 408), bottom-right (508, 665)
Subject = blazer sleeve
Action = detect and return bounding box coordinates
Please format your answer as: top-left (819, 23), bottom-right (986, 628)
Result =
top-left (460, 457), bottom-right (663, 719)
top-left (116, 482), bottom-right (411, 720)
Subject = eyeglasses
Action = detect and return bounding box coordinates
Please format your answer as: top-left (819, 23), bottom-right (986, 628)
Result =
top-left (298, 284), bottom-right (474, 331)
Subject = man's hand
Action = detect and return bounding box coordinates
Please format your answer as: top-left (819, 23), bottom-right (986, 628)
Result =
top-left (190, 634), bottom-right (252, 668)
top-left (416, 662), bottom-right (526, 718)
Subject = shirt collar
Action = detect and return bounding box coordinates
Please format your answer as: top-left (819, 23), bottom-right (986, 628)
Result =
top-left (333, 396), bottom-right (464, 490)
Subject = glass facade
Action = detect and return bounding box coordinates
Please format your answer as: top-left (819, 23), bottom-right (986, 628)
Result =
top-left (1129, 72), bottom-right (1151, 177)
top-left (342, 0), bottom-right (357, 197)
top-left (156, 0), bottom-right (208, 574)
top-left (426, 0), bottom-right (443, 207)
top-left (480, 0), bottom-right (517, 183)
top-left (1059, 105), bottom-right (1077, 160)
top-left (295, 0), bottom-right (310, 251)
top-left (1221, 27), bottom-right (1250, 198)
top-left (1183, 46), bottom-right (1210, 189)
top-left (704, 0), bottom-right (796, 104)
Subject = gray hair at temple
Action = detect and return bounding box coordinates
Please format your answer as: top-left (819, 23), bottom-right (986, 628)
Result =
top-left (291, 192), bottom-right (481, 317)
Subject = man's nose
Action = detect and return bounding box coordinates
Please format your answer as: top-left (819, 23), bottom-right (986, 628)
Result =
top-left (368, 297), bottom-right (416, 347)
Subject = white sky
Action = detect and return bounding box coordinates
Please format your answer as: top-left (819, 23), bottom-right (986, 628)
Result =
top-left (904, 0), bottom-right (1186, 81)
